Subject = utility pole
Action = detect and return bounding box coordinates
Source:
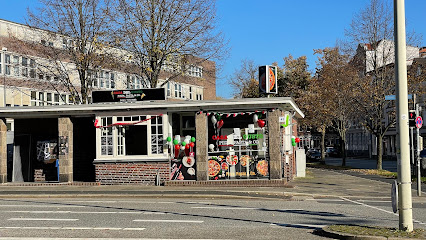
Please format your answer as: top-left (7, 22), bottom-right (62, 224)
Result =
top-left (394, 0), bottom-right (413, 232)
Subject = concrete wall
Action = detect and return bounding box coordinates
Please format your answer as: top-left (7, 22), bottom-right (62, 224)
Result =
top-left (195, 113), bottom-right (207, 181)
top-left (0, 118), bottom-right (6, 183)
top-left (58, 117), bottom-right (73, 182)
top-left (268, 110), bottom-right (282, 180)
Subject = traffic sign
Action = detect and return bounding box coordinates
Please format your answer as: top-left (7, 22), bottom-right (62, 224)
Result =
top-left (416, 116), bottom-right (423, 129)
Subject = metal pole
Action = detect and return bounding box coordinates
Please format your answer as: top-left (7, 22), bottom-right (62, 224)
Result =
top-left (394, 0), bottom-right (413, 232)
top-left (410, 127), bottom-right (414, 165)
top-left (417, 105), bottom-right (422, 196)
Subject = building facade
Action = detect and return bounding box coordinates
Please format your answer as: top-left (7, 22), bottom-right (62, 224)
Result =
top-left (0, 18), bottom-right (216, 107)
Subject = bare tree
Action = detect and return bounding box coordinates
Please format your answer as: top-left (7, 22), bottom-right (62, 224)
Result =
top-left (115, 0), bottom-right (228, 88)
top-left (345, 0), bottom-right (422, 169)
top-left (229, 59), bottom-right (259, 98)
top-left (27, 0), bottom-right (114, 104)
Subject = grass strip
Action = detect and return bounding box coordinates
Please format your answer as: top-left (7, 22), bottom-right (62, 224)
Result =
top-left (328, 225), bottom-right (426, 239)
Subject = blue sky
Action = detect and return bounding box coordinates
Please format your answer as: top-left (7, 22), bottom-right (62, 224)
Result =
top-left (1, 0), bottom-right (425, 99)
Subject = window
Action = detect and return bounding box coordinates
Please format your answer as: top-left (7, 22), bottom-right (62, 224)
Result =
top-left (97, 115), bottom-right (165, 158)
top-left (189, 87), bottom-right (193, 100)
top-left (174, 83), bottom-right (182, 98)
top-left (46, 93), bottom-right (52, 105)
top-left (166, 82), bottom-right (171, 97)
top-left (5, 54), bottom-right (10, 75)
top-left (0, 53), bottom-right (2, 74)
top-left (100, 117), bottom-right (113, 156)
top-left (151, 116), bottom-right (163, 154)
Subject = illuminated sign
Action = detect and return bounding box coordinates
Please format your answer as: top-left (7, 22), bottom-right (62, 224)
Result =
top-left (92, 88), bottom-right (166, 103)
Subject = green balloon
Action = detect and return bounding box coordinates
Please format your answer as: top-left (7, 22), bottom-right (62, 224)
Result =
top-left (173, 139), bottom-right (179, 145)
top-left (191, 137), bottom-right (196, 142)
top-left (181, 142), bottom-right (186, 146)
top-left (166, 137), bottom-right (172, 142)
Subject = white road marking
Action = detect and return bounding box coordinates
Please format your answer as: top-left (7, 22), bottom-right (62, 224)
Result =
top-left (133, 219), bottom-right (204, 223)
top-left (0, 205), bottom-right (85, 208)
top-left (0, 238), bottom-right (230, 240)
top-left (358, 200), bottom-right (391, 203)
top-left (3, 210), bottom-right (167, 214)
top-left (8, 218), bottom-right (79, 221)
top-left (191, 206), bottom-right (257, 210)
top-left (0, 227), bottom-right (146, 231)
top-left (340, 197), bottom-right (426, 225)
top-left (270, 223), bottom-right (326, 228)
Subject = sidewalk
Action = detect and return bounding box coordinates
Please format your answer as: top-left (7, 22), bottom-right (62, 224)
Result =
top-left (0, 167), bottom-right (424, 202)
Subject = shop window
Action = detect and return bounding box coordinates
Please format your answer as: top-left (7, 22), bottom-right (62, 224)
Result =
top-left (207, 113), bottom-right (269, 180)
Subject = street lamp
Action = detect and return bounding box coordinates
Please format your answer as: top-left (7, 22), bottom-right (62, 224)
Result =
top-left (2, 47), bottom-right (6, 107)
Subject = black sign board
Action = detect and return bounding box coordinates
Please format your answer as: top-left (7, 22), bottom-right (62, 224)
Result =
top-left (92, 88), bottom-right (166, 103)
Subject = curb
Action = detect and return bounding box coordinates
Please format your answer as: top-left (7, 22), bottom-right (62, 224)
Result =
top-left (316, 226), bottom-right (425, 240)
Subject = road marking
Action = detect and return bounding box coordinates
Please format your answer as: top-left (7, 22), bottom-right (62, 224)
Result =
top-left (133, 219), bottom-right (204, 223)
top-left (0, 238), bottom-right (230, 240)
top-left (3, 210), bottom-right (167, 214)
top-left (340, 197), bottom-right (426, 226)
top-left (358, 200), bottom-right (391, 203)
top-left (0, 205), bottom-right (85, 208)
top-left (191, 206), bottom-right (257, 210)
top-left (8, 218), bottom-right (79, 221)
top-left (0, 227), bottom-right (146, 231)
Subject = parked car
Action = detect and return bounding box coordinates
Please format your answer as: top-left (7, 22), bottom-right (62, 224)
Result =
top-left (326, 147), bottom-right (340, 157)
top-left (306, 149), bottom-right (322, 162)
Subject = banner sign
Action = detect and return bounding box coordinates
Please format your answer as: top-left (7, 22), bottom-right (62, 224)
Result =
top-left (92, 88), bottom-right (166, 103)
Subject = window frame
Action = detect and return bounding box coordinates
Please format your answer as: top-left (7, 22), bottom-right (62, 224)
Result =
top-left (95, 114), bottom-right (168, 162)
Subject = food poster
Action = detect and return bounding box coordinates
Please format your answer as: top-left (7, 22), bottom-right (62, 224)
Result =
top-left (169, 135), bottom-right (197, 180)
top-left (207, 113), bottom-right (269, 180)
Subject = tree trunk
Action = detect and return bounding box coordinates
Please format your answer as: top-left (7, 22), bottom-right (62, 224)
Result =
top-left (377, 134), bottom-right (383, 170)
top-left (341, 138), bottom-right (347, 166)
top-left (321, 130), bottom-right (326, 162)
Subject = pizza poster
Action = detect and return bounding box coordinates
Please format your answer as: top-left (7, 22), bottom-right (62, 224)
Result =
top-left (208, 155), bottom-right (268, 180)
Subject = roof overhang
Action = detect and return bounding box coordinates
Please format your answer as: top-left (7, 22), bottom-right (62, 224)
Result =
top-left (0, 97), bottom-right (304, 119)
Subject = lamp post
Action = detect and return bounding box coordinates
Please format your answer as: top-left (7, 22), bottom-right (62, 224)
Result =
top-left (2, 47), bottom-right (6, 107)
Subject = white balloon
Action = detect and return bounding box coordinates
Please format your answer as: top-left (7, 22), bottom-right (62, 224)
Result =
top-left (184, 139), bottom-right (190, 144)
top-left (253, 114), bottom-right (258, 122)
top-left (181, 145), bottom-right (186, 150)
top-left (211, 115), bottom-right (217, 125)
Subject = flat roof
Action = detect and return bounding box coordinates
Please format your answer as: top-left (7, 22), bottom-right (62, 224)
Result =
top-left (0, 97), bottom-right (304, 119)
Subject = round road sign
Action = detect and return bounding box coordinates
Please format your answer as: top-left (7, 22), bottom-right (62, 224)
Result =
top-left (416, 116), bottom-right (423, 129)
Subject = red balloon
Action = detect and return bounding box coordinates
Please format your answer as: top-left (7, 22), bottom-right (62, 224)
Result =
top-left (185, 144), bottom-right (190, 149)
top-left (295, 137), bottom-right (300, 143)
top-left (217, 119), bottom-right (224, 129)
top-left (189, 142), bottom-right (195, 148)
top-left (257, 119), bottom-right (266, 128)
top-left (174, 144), bottom-right (180, 150)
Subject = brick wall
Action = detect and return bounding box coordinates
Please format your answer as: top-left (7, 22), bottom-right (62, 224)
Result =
top-left (95, 162), bottom-right (169, 185)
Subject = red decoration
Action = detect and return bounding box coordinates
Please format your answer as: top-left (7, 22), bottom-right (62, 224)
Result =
top-left (185, 144), bottom-right (190, 149)
top-left (174, 144), bottom-right (180, 150)
top-left (94, 119), bottom-right (100, 128)
top-left (295, 137), bottom-right (300, 143)
top-left (189, 142), bottom-right (195, 148)
top-left (257, 119), bottom-right (266, 128)
top-left (217, 119), bottom-right (224, 129)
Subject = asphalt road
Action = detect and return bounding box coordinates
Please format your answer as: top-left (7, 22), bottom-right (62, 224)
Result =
top-left (0, 196), bottom-right (425, 240)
